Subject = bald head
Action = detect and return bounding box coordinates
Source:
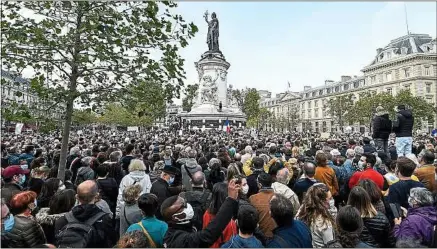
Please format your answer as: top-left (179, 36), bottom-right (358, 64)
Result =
top-left (191, 171), bottom-right (205, 187)
top-left (303, 162), bottom-right (316, 178)
top-left (276, 168), bottom-right (289, 184)
top-left (77, 180), bottom-right (99, 204)
top-left (234, 153), bottom-right (242, 161)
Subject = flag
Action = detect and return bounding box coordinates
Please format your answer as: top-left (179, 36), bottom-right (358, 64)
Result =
top-left (223, 118), bottom-right (230, 133)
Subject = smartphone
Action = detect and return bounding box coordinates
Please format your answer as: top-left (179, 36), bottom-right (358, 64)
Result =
top-left (390, 203), bottom-right (401, 219)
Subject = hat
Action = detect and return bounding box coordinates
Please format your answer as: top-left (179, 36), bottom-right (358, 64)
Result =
top-left (2, 165), bottom-right (30, 178)
top-left (162, 165), bottom-right (180, 176)
top-left (375, 106), bottom-right (388, 116)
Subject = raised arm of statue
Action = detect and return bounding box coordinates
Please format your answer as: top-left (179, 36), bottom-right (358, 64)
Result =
top-left (204, 11), bottom-right (209, 23)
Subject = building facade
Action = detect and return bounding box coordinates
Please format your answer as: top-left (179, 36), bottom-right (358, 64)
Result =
top-left (261, 33), bottom-right (437, 133)
top-left (1, 70), bottom-right (64, 128)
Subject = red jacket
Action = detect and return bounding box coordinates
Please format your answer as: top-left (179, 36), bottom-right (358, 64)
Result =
top-left (349, 168), bottom-right (384, 190)
top-left (203, 210), bottom-right (237, 248)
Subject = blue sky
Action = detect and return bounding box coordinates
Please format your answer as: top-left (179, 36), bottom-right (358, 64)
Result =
top-left (175, 1), bottom-right (437, 98)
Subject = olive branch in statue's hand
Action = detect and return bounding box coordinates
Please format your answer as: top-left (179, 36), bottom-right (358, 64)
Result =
top-left (204, 10), bottom-right (209, 19)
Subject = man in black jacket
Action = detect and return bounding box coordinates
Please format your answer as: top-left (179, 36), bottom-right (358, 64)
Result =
top-left (372, 106), bottom-right (392, 154)
top-left (178, 171), bottom-right (212, 231)
top-left (151, 165), bottom-right (180, 220)
top-left (162, 179), bottom-right (240, 248)
top-left (392, 105), bottom-right (414, 157)
top-left (54, 180), bottom-right (116, 248)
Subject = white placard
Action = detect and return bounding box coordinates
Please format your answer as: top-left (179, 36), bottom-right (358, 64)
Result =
top-left (127, 126), bottom-right (139, 132)
top-left (15, 123), bottom-right (24, 135)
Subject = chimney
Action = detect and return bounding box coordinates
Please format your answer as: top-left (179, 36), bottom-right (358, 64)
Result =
top-left (304, 86), bottom-right (312, 91)
top-left (341, 76), bottom-right (352, 82)
top-left (376, 48), bottom-right (383, 54)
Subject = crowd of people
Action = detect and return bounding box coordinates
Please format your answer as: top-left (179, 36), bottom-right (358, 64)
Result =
top-left (1, 105), bottom-right (437, 248)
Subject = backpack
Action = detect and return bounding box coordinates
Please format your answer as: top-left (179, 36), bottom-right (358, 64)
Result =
top-left (56, 211), bottom-right (106, 248)
top-left (185, 190), bottom-right (211, 231)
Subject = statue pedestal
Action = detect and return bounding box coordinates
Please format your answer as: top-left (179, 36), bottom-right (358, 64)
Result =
top-left (179, 51), bottom-right (246, 130)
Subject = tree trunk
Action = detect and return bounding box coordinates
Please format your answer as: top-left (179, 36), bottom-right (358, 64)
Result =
top-left (57, 92), bottom-right (74, 181)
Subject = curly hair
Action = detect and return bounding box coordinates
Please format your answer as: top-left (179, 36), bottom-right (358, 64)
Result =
top-left (296, 183), bottom-right (335, 228)
top-left (116, 230), bottom-right (150, 248)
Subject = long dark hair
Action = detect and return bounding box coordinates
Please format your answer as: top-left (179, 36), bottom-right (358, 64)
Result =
top-left (49, 189), bottom-right (76, 214)
top-left (208, 182), bottom-right (228, 215)
top-left (38, 178), bottom-right (61, 201)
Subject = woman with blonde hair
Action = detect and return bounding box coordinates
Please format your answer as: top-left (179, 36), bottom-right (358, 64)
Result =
top-left (347, 186), bottom-right (395, 247)
top-left (116, 159), bottom-right (152, 220)
top-left (119, 184), bottom-right (143, 236)
top-left (296, 183), bottom-right (336, 248)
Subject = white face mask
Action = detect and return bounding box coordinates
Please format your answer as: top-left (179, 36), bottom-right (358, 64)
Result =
top-left (173, 203), bottom-right (194, 224)
top-left (242, 185), bottom-right (249, 195)
top-left (329, 199), bottom-right (335, 208)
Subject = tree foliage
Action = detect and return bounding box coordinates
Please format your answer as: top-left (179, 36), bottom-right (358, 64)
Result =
top-left (243, 88), bottom-right (260, 120)
top-left (182, 83), bottom-right (199, 112)
top-left (324, 94), bottom-right (355, 131)
top-left (231, 88), bottom-right (248, 110)
top-left (1, 1), bottom-right (197, 180)
top-left (1, 101), bottom-right (34, 124)
top-left (347, 89), bottom-right (436, 129)
top-left (72, 109), bottom-right (98, 125)
top-left (119, 80), bottom-right (166, 122)
top-left (99, 103), bottom-right (154, 127)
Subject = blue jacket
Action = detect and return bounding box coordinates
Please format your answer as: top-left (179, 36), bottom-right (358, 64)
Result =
top-left (221, 235), bottom-right (264, 248)
top-left (18, 153), bottom-right (34, 166)
top-left (267, 220), bottom-right (312, 248)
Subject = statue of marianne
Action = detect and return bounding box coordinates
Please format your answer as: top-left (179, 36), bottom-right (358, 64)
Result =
top-left (204, 10), bottom-right (220, 52)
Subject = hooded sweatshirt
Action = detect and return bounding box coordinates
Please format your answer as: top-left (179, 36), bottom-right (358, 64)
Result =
top-left (116, 171), bottom-right (152, 217)
top-left (393, 110), bottom-right (414, 137)
top-left (393, 206), bottom-right (437, 246)
top-left (180, 159), bottom-right (202, 191)
top-left (221, 235), bottom-right (264, 248)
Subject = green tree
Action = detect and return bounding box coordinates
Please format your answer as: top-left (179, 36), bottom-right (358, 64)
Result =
top-left (324, 94), bottom-right (355, 131)
top-left (72, 109), bottom-right (98, 125)
top-left (232, 88), bottom-right (248, 110)
top-left (346, 91), bottom-right (395, 131)
top-left (119, 80), bottom-right (167, 124)
top-left (1, 1), bottom-right (197, 180)
top-left (182, 84), bottom-right (199, 112)
top-left (394, 90), bottom-right (435, 128)
top-left (100, 103), bottom-right (154, 127)
top-left (242, 88), bottom-right (260, 120)
top-left (258, 107), bottom-right (271, 131)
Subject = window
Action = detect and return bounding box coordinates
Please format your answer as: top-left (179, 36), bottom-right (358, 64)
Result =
top-left (307, 102), bottom-right (311, 108)
top-left (315, 100), bottom-right (318, 107)
top-left (305, 93), bottom-right (309, 98)
top-left (424, 66), bottom-right (430, 76)
top-left (426, 97), bottom-right (433, 104)
top-left (301, 111), bottom-right (305, 119)
top-left (307, 110), bottom-right (311, 119)
top-left (404, 68), bottom-right (411, 78)
top-left (386, 72), bottom-right (392, 82)
top-left (312, 92), bottom-right (316, 97)
top-left (335, 86), bottom-right (340, 92)
top-left (354, 81), bottom-right (360, 88)
top-left (404, 84), bottom-right (411, 91)
top-left (314, 109), bottom-right (319, 118)
top-left (319, 90), bottom-right (323, 96)
top-left (426, 83), bottom-right (431, 93)
top-left (343, 84), bottom-right (349, 91)
top-left (301, 103), bottom-right (304, 109)
top-left (386, 52), bottom-right (391, 59)
top-left (386, 88), bottom-right (392, 95)
top-left (371, 76), bottom-right (376, 83)
top-left (327, 88), bottom-right (331, 94)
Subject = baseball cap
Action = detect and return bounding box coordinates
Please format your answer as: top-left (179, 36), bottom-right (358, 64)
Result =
top-left (2, 165), bottom-right (30, 178)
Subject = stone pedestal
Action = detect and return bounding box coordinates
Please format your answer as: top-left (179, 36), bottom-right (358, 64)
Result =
top-left (179, 51), bottom-right (246, 129)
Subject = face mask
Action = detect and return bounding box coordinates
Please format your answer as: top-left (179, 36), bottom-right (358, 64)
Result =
top-left (169, 176), bottom-right (175, 185)
top-left (20, 164), bottom-right (28, 170)
top-left (58, 184), bottom-right (66, 191)
top-left (408, 196), bottom-right (416, 208)
top-left (173, 203), bottom-right (194, 224)
top-left (18, 175), bottom-right (26, 186)
top-left (242, 185), bottom-right (249, 195)
top-left (358, 161), bottom-right (364, 169)
top-left (2, 214), bottom-right (14, 233)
